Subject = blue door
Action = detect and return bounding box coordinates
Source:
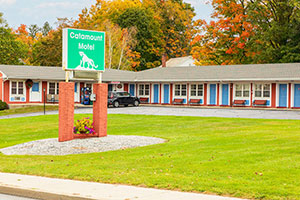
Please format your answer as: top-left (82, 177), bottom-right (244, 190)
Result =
top-left (153, 84), bottom-right (159, 103)
top-left (163, 84), bottom-right (169, 104)
top-left (294, 84), bottom-right (300, 107)
top-left (222, 84), bottom-right (229, 105)
top-left (210, 84), bottom-right (216, 105)
top-left (129, 84), bottom-right (135, 96)
top-left (279, 84), bottom-right (287, 107)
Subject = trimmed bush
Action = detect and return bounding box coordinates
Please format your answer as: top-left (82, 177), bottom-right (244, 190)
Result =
top-left (0, 100), bottom-right (8, 111)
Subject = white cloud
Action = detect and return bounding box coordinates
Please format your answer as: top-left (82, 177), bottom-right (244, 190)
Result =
top-left (0, 0), bottom-right (16, 5)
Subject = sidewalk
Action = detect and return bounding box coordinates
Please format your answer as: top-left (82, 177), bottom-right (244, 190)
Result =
top-left (0, 172), bottom-right (244, 200)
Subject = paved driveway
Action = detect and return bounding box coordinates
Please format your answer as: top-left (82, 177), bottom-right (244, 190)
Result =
top-left (1, 106), bottom-right (300, 120)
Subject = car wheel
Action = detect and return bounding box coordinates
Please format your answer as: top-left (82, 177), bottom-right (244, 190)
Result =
top-left (113, 101), bottom-right (120, 108)
top-left (124, 104), bottom-right (128, 107)
top-left (133, 100), bottom-right (139, 107)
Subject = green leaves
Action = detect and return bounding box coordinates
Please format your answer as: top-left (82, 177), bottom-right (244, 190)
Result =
top-left (0, 27), bottom-right (28, 65)
top-left (191, 0), bottom-right (300, 66)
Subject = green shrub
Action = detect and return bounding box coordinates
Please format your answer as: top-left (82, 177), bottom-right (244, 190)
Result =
top-left (0, 100), bottom-right (8, 111)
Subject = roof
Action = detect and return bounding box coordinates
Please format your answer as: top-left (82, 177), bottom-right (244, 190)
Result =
top-left (1, 63), bottom-right (300, 83)
top-left (0, 65), bottom-right (136, 82)
top-left (137, 63), bottom-right (300, 82)
top-left (159, 56), bottom-right (196, 67)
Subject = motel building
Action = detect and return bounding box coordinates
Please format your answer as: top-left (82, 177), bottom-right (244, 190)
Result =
top-left (1, 56), bottom-right (300, 109)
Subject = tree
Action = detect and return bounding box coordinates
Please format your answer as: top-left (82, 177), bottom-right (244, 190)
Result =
top-left (75, 0), bottom-right (196, 70)
top-left (14, 24), bottom-right (34, 65)
top-left (0, 12), bottom-right (7, 27)
top-left (191, 0), bottom-right (300, 65)
top-left (118, 27), bottom-right (137, 70)
top-left (30, 18), bottom-right (73, 67)
top-left (103, 20), bottom-right (123, 69)
top-left (0, 13), bottom-right (28, 65)
top-left (28, 24), bottom-right (41, 39)
top-left (251, 0), bottom-right (300, 63)
top-left (42, 22), bottom-right (52, 36)
top-left (191, 0), bottom-right (258, 65)
top-left (116, 6), bottom-right (161, 70)
top-left (150, 0), bottom-right (195, 59)
top-left (31, 29), bottom-right (62, 66)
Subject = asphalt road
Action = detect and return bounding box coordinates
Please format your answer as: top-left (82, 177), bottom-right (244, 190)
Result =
top-left (1, 106), bottom-right (300, 120)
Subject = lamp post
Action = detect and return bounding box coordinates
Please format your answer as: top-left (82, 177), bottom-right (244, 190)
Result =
top-left (43, 88), bottom-right (46, 115)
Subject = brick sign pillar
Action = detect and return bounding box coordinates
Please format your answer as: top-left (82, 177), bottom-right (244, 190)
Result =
top-left (58, 82), bottom-right (75, 142)
top-left (93, 83), bottom-right (108, 137)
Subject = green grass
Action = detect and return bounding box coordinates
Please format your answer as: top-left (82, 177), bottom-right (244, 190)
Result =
top-left (0, 114), bottom-right (300, 200)
top-left (0, 106), bottom-right (58, 116)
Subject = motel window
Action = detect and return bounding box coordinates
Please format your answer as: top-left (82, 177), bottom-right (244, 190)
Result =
top-left (254, 84), bottom-right (270, 98)
top-left (138, 84), bottom-right (150, 96)
top-left (174, 84), bottom-right (187, 96)
top-left (49, 82), bottom-right (59, 95)
top-left (190, 84), bottom-right (203, 97)
top-left (235, 84), bottom-right (249, 97)
top-left (11, 81), bottom-right (24, 95)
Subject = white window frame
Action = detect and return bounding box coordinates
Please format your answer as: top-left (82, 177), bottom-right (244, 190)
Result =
top-left (174, 84), bottom-right (187, 97)
top-left (253, 83), bottom-right (271, 99)
top-left (189, 83), bottom-right (204, 98)
top-left (234, 83), bottom-right (250, 99)
top-left (138, 84), bottom-right (150, 97)
top-left (48, 82), bottom-right (59, 95)
top-left (10, 80), bottom-right (26, 101)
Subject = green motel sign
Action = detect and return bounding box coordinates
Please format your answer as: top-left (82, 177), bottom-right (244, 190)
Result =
top-left (63, 28), bottom-right (105, 72)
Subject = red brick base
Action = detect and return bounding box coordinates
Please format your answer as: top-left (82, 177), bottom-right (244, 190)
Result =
top-left (58, 82), bottom-right (75, 142)
top-left (93, 83), bottom-right (108, 137)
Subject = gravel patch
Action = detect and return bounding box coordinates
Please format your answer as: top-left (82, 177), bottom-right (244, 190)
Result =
top-left (0, 135), bottom-right (166, 156)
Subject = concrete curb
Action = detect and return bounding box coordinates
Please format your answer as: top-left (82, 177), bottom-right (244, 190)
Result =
top-left (0, 185), bottom-right (91, 200)
top-left (0, 173), bottom-right (244, 200)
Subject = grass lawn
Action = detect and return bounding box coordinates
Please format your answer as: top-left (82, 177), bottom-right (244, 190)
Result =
top-left (0, 114), bottom-right (300, 200)
top-left (0, 105), bottom-right (59, 116)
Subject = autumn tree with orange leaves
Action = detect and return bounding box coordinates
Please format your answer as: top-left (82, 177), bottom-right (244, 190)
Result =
top-left (191, 0), bottom-right (300, 66)
top-left (191, 0), bottom-right (258, 65)
top-left (75, 0), bottom-right (195, 70)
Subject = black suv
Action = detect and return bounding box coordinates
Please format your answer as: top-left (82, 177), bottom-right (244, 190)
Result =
top-left (108, 91), bottom-right (140, 107)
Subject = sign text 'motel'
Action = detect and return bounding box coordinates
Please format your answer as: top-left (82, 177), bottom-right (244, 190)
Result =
top-left (63, 28), bottom-right (105, 72)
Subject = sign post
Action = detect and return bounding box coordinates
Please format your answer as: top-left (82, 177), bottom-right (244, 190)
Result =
top-left (59, 28), bottom-right (107, 142)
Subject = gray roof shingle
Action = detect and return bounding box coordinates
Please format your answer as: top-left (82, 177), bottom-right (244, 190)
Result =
top-left (1, 63), bottom-right (300, 83)
top-left (137, 63), bottom-right (300, 82)
top-left (0, 65), bottom-right (136, 82)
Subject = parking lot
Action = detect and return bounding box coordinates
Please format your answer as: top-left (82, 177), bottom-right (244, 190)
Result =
top-left (1, 105), bottom-right (300, 120)
top-left (106, 106), bottom-right (300, 120)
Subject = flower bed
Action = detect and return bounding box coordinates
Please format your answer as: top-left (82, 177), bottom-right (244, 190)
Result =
top-left (73, 118), bottom-right (98, 138)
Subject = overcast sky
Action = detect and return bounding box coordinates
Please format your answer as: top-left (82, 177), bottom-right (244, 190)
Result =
top-left (0, 0), bottom-right (213, 29)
